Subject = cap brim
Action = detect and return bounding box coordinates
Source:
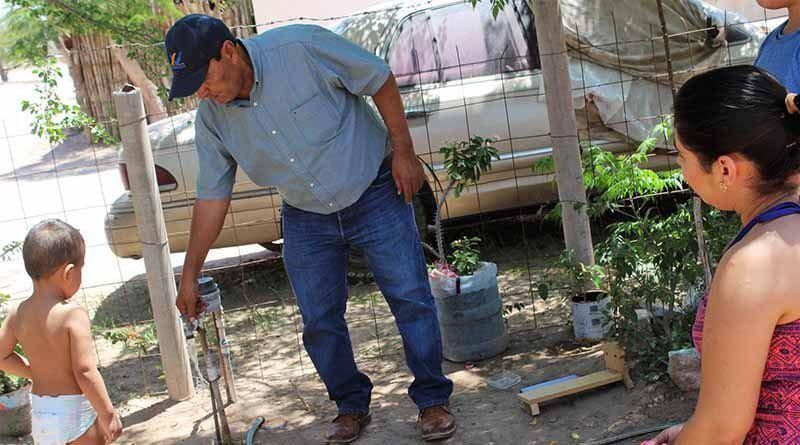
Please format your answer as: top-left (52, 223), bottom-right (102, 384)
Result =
top-left (168, 64), bottom-right (209, 101)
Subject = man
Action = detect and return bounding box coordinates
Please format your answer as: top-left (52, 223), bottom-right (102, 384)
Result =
top-left (165, 14), bottom-right (455, 443)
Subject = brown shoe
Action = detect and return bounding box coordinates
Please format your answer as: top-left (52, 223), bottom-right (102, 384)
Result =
top-left (418, 405), bottom-right (456, 441)
top-left (325, 413), bottom-right (371, 444)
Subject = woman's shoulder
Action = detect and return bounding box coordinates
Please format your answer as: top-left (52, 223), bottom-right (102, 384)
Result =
top-left (717, 217), bottom-right (800, 302)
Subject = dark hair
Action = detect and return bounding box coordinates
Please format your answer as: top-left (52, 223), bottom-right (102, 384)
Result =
top-left (674, 65), bottom-right (800, 195)
top-left (22, 219), bottom-right (85, 280)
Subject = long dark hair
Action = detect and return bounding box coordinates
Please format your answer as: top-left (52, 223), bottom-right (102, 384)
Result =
top-left (674, 65), bottom-right (800, 195)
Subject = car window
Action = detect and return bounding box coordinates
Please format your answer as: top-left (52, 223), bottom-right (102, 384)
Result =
top-left (388, 12), bottom-right (438, 88)
top-left (430, 1), bottom-right (537, 83)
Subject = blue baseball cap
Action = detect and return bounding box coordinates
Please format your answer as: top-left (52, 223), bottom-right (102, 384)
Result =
top-left (165, 14), bottom-right (235, 100)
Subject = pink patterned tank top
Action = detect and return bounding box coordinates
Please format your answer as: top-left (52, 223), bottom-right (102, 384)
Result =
top-left (692, 201), bottom-right (800, 444)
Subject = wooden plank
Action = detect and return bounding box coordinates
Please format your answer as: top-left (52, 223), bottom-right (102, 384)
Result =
top-left (518, 399), bottom-right (540, 417)
top-left (602, 342), bottom-right (634, 389)
top-left (517, 370), bottom-right (622, 405)
top-left (519, 375), bottom-right (578, 393)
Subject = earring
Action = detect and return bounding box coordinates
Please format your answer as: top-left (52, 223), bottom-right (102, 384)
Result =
top-left (720, 182), bottom-right (728, 192)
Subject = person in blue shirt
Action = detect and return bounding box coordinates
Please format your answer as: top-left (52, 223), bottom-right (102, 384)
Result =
top-left (754, 0), bottom-right (800, 92)
top-left (164, 15), bottom-right (455, 443)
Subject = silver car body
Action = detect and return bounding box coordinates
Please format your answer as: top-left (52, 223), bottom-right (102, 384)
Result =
top-left (105, 0), bottom-right (762, 258)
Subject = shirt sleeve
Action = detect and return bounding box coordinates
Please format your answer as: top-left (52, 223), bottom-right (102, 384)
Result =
top-left (304, 26), bottom-right (392, 96)
top-left (194, 108), bottom-right (237, 200)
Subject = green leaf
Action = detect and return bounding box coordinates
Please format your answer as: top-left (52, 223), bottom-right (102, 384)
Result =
top-left (537, 283), bottom-right (549, 300)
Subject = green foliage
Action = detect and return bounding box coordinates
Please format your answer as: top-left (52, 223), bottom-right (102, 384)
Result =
top-left (537, 249), bottom-right (606, 301)
top-left (0, 6), bottom-right (57, 66)
top-left (433, 136), bottom-right (499, 267)
top-left (0, 0), bottom-right (185, 138)
top-left (0, 291), bottom-right (27, 394)
top-left (253, 307), bottom-right (281, 332)
top-left (5, 0), bottom-right (179, 46)
top-left (20, 57), bottom-right (115, 145)
top-left (448, 236), bottom-right (482, 276)
top-left (469, 0), bottom-right (508, 19)
top-left (101, 322), bottom-right (157, 356)
top-left (441, 136), bottom-right (500, 198)
top-left (541, 117), bottom-right (739, 378)
top-left (0, 241), bottom-right (21, 262)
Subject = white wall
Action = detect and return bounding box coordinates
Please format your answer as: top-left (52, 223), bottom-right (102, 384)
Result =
top-left (252, 0), bottom-right (386, 32)
top-left (706, 0), bottom-right (786, 22)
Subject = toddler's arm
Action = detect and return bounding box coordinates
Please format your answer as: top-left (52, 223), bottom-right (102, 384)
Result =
top-left (0, 306), bottom-right (31, 379)
top-left (67, 307), bottom-right (121, 442)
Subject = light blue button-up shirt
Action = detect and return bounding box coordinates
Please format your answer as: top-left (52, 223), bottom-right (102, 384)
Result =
top-left (194, 24), bottom-right (392, 214)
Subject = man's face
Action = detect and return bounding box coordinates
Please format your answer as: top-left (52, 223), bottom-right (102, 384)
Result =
top-left (195, 41), bottom-right (242, 104)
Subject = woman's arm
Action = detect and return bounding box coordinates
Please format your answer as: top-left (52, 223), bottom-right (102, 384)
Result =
top-left (675, 247), bottom-right (782, 445)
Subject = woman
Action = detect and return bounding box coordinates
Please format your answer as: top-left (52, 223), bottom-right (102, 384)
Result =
top-left (643, 65), bottom-right (800, 445)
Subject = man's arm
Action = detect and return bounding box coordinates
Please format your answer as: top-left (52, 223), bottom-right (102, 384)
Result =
top-left (372, 73), bottom-right (425, 203)
top-left (0, 307), bottom-right (31, 379)
top-left (176, 198), bottom-right (231, 321)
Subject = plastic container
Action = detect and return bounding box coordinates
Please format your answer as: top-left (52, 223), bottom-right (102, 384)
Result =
top-left (197, 276), bottom-right (222, 313)
top-left (430, 262), bottom-right (509, 362)
top-left (571, 290), bottom-right (610, 341)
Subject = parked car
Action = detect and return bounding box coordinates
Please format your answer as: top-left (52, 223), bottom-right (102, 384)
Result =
top-left (105, 0), bottom-right (762, 259)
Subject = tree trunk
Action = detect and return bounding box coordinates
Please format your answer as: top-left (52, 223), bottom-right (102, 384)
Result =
top-left (0, 59), bottom-right (7, 82)
top-left (111, 47), bottom-right (167, 123)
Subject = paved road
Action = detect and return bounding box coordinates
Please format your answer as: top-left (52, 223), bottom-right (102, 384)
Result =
top-left (0, 63), bottom-right (267, 303)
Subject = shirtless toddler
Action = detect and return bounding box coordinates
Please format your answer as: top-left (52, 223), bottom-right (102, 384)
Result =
top-left (0, 219), bottom-right (122, 444)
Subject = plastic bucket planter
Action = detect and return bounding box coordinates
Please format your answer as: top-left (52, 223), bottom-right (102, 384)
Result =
top-left (0, 383), bottom-right (31, 436)
top-left (571, 290), bottom-right (610, 341)
top-left (430, 262), bottom-right (509, 362)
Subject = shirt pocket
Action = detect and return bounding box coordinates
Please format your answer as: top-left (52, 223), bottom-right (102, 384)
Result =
top-left (291, 92), bottom-right (341, 146)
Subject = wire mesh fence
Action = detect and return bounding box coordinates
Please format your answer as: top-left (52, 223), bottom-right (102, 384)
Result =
top-left (0, 0), bottom-right (788, 440)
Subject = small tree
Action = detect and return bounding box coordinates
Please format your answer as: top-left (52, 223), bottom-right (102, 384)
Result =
top-left (427, 136), bottom-right (499, 272)
top-left (21, 58), bottom-right (114, 145)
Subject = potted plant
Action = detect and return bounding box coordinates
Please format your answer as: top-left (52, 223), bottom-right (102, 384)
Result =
top-left (0, 292), bottom-right (31, 437)
top-left (537, 249), bottom-right (609, 341)
top-left (425, 136), bottom-right (509, 362)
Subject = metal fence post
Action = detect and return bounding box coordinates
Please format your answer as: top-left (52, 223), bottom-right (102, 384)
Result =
top-left (112, 85), bottom-right (194, 401)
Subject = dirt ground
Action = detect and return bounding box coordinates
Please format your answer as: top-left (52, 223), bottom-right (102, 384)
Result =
top-left (0, 226), bottom-right (696, 445)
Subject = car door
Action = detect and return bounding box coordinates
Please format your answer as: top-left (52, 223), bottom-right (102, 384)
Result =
top-left (385, 0), bottom-right (551, 218)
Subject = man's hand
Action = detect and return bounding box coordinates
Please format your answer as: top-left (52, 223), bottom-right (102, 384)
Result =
top-left (98, 411), bottom-right (123, 444)
top-left (392, 150), bottom-right (425, 204)
top-left (176, 279), bottom-right (204, 322)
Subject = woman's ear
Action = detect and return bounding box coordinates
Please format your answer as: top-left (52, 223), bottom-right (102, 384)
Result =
top-left (716, 154), bottom-right (739, 188)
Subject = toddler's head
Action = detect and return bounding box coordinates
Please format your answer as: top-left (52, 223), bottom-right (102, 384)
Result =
top-left (22, 219), bottom-right (85, 298)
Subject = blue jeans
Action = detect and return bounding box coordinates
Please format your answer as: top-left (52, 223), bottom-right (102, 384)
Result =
top-left (281, 162), bottom-right (453, 415)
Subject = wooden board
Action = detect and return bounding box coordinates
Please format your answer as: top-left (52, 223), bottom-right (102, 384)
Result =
top-left (602, 342), bottom-right (634, 389)
top-left (517, 370), bottom-right (623, 406)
